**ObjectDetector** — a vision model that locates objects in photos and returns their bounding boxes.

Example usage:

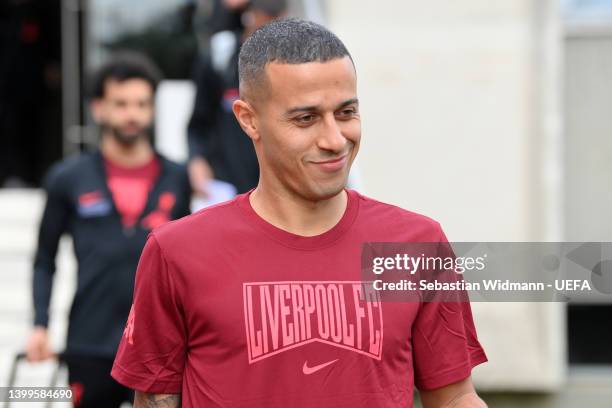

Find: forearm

[134,392,181,408]
[32,238,61,326]
[32,227,61,327]
[420,378,487,408]
[32,266,54,326]
[441,392,487,408]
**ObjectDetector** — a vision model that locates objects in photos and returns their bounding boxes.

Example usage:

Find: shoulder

[151,197,241,249]
[43,152,96,190]
[158,156,187,177]
[48,151,95,176]
[353,190,440,226]
[351,190,445,241]
[158,156,189,187]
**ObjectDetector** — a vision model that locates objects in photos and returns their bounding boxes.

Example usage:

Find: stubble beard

[102,123,151,147]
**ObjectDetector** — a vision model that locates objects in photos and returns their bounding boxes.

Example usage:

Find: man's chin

[305,178,348,202]
[113,132,144,146]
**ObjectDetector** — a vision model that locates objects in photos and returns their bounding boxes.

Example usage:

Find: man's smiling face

[245,56,360,201]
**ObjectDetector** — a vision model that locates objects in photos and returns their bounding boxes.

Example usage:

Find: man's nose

[125,102,146,117]
[317,115,347,152]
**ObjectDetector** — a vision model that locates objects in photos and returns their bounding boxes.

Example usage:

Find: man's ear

[232,99,260,141]
[90,99,104,123]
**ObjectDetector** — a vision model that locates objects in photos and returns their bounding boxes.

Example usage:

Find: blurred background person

[187,0,288,200]
[25,53,191,408]
[193,0,250,53]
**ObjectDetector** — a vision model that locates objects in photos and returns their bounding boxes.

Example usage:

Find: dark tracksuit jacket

[32,149,191,358]
[187,32,259,193]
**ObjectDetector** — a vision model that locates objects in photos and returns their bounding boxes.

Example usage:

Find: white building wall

[326,0,565,390]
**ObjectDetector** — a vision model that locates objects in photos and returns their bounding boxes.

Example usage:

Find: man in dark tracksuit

[25,53,191,407]
[187,39,256,193]
[186,0,287,195]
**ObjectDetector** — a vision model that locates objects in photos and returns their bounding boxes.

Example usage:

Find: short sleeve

[412,224,488,391]
[111,234,187,394]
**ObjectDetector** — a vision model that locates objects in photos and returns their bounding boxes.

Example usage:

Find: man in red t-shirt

[112,19,488,407]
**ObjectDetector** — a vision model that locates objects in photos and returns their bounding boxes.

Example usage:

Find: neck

[249,183,348,237]
[100,132,154,167]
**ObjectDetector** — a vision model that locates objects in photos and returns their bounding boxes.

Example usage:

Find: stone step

[0,191,74,396]
[0,190,44,222]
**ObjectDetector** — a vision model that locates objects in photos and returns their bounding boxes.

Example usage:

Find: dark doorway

[568,304,612,364]
[0,0,63,187]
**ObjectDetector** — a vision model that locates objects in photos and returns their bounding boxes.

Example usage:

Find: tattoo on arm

[134,392,181,408]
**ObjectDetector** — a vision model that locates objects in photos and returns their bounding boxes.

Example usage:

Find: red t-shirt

[112,189,487,407]
[104,156,160,227]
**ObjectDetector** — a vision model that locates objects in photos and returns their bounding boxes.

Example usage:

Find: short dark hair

[90,52,163,99]
[238,18,353,98]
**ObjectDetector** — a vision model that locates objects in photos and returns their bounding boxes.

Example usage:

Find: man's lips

[121,126,142,134]
[311,154,348,172]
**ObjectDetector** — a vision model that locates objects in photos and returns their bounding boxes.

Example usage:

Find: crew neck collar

[102,152,157,171]
[236,189,359,250]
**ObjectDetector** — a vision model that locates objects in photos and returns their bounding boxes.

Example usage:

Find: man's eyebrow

[285,98,359,115]
[286,105,318,115]
[337,98,359,109]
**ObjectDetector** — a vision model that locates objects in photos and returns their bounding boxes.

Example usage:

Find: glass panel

[86,0,197,79]
[563,0,612,21]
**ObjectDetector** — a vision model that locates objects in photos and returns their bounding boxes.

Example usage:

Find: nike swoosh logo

[302,359,339,375]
